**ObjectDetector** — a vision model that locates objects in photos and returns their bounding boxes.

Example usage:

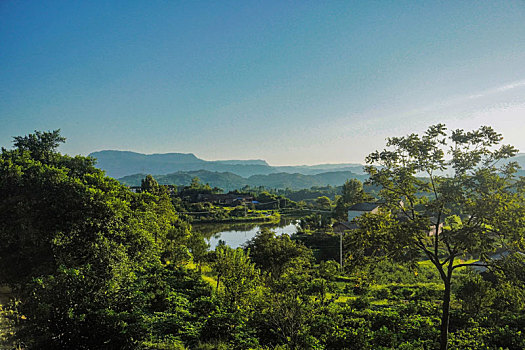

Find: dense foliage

[1,128,524,349]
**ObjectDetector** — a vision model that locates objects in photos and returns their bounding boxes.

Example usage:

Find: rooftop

[348,202,382,212]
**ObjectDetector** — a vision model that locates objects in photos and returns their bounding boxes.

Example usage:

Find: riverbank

[191,212,280,224]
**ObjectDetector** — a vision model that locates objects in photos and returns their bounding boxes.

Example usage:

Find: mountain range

[89,150,525,191]
[89,150,366,179]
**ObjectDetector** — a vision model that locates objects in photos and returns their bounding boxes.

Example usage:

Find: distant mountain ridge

[89,150,525,187]
[118,170,368,191]
[212,159,269,166]
[89,150,366,179]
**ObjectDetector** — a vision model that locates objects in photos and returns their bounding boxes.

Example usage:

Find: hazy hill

[212,159,269,166]
[118,170,367,191]
[90,150,276,178]
[89,150,365,178]
[274,164,366,175]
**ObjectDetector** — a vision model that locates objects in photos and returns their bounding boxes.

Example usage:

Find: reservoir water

[193,218,298,249]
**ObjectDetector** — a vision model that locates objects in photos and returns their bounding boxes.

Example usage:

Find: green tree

[141,174,164,195]
[309,261,339,306]
[187,230,209,272]
[138,174,192,258]
[255,191,279,209]
[257,290,317,348]
[12,129,66,161]
[334,179,369,220]
[243,228,313,278]
[315,196,332,210]
[341,178,365,204]
[0,130,191,348]
[214,245,259,308]
[0,130,151,286]
[349,124,524,350]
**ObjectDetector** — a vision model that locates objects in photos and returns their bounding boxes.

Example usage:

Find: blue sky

[1,1,524,165]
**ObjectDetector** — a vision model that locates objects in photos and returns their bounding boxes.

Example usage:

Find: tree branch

[452,262,488,271]
[428,170,440,201]
[416,239,434,259]
[440,254,453,267]
[434,211,442,258]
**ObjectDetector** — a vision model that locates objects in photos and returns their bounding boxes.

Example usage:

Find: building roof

[348,202,381,212]
[333,221,359,232]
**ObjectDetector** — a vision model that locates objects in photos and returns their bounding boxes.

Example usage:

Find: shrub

[350,296,371,310]
[373,288,391,300]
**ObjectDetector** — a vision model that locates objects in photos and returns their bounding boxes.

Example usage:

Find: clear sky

[1,1,524,165]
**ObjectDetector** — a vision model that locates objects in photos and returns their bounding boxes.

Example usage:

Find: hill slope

[118,170,368,191]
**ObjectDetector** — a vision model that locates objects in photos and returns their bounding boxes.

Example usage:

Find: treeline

[165,178,290,222]
[246,184,377,202]
[161,180,377,215]
[141,178,347,223]
[118,169,368,191]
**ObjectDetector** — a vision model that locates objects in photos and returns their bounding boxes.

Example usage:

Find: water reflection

[193,217,298,249]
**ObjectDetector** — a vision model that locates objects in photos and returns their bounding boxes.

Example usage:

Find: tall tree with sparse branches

[349,124,525,350]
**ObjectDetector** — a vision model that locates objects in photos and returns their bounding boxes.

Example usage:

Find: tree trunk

[439,278,452,350]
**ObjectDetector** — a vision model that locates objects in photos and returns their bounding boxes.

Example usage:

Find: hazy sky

[2,1,525,165]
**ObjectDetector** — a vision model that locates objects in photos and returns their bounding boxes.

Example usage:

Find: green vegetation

[118,170,368,191]
[1,127,524,349]
[348,124,525,350]
[167,177,285,223]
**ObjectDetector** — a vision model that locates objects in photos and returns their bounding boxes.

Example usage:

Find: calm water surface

[193,218,298,249]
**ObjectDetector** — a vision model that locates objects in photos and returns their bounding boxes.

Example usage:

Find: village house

[347,202,382,221]
[333,202,382,234]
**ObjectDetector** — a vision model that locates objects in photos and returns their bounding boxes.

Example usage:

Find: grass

[332,295,356,303]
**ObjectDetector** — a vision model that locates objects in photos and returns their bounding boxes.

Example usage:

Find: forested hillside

[118,169,368,190]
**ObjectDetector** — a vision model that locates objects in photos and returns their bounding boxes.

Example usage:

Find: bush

[350,296,371,310]
[373,288,391,300]
[353,284,370,296]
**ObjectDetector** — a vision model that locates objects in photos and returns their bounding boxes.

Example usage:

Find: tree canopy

[346,124,524,350]
[0,130,195,348]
